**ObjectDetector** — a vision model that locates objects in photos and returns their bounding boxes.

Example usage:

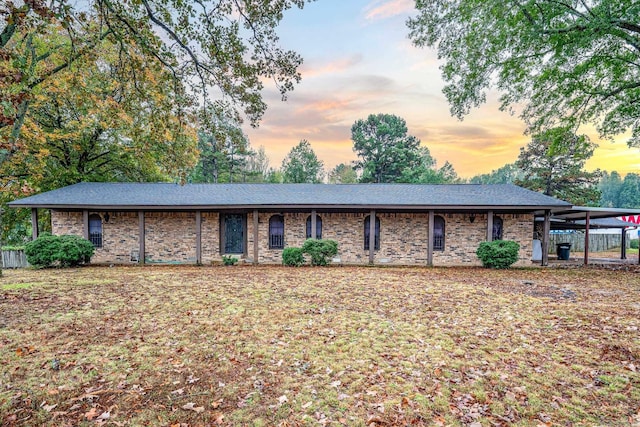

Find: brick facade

[50,209,534,266]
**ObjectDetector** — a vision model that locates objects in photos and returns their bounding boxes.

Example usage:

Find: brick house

[9,182,571,266]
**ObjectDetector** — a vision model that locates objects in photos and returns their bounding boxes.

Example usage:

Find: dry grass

[1,265,639,426]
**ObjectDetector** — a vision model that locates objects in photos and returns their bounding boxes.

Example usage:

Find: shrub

[476,240,520,269]
[222,255,239,266]
[301,239,338,266]
[57,235,95,267]
[630,240,639,249]
[25,233,60,268]
[25,233,94,268]
[282,247,304,267]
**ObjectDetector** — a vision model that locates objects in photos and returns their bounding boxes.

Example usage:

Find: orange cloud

[300,55,363,78]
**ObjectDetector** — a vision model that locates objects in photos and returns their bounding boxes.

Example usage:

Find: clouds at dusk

[242,0,640,177]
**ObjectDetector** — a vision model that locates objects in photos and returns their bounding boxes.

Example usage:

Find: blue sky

[243,0,640,178]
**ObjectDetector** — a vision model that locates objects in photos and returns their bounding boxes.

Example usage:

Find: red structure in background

[620,215,640,224]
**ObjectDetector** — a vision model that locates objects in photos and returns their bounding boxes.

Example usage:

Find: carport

[540,207,640,266]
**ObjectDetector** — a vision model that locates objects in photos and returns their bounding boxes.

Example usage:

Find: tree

[399,147,460,184]
[1,0,309,165]
[599,171,623,207]
[470,163,523,184]
[351,114,422,183]
[328,163,358,184]
[515,127,601,205]
[281,140,324,183]
[408,0,640,147]
[618,173,640,208]
[245,146,271,183]
[0,36,198,243]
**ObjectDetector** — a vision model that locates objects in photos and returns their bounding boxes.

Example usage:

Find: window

[306,215,322,239]
[364,215,380,250]
[88,214,103,248]
[492,216,504,241]
[269,215,285,249]
[433,215,445,251]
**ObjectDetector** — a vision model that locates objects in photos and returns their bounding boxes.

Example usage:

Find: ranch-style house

[9,182,573,266]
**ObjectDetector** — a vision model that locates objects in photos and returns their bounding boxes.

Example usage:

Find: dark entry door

[223,214,245,254]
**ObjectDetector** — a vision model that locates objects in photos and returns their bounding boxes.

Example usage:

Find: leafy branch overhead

[1,0,309,153]
[408,0,640,147]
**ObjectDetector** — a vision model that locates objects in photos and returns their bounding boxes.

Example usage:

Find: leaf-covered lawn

[1,265,639,426]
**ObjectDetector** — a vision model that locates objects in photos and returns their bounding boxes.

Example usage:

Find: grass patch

[1,265,639,425]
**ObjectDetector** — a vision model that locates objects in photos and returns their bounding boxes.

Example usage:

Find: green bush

[282,247,304,267]
[25,233,60,268]
[25,233,94,268]
[57,235,95,267]
[222,255,238,266]
[301,239,338,266]
[476,240,520,269]
[630,240,639,249]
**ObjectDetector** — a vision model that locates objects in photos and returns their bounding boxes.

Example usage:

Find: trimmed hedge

[476,240,520,269]
[25,233,94,268]
[282,247,304,267]
[302,239,338,266]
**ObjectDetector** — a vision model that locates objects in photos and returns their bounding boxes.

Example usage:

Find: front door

[223,214,245,254]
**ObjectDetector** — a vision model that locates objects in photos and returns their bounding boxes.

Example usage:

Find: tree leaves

[408,0,640,147]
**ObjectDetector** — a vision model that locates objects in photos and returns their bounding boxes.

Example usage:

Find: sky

[242,0,640,179]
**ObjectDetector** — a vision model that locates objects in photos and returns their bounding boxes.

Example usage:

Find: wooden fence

[1,250,29,268]
[549,233,629,253]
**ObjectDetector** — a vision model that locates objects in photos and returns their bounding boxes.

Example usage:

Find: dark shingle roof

[8,182,571,210]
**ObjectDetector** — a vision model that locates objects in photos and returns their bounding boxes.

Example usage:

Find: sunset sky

[243,0,640,179]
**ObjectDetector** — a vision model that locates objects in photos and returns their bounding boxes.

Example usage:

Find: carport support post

[487,211,494,241]
[427,211,434,267]
[138,211,145,265]
[541,210,550,266]
[31,208,39,240]
[195,210,202,265]
[584,212,590,265]
[621,228,627,260]
[368,209,376,265]
[311,209,317,240]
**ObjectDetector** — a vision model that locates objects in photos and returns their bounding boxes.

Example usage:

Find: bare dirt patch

[1,265,639,426]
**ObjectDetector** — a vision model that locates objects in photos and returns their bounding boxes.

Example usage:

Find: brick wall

[144,212,196,263]
[50,209,534,266]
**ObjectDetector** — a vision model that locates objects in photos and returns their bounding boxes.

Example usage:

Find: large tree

[281,140,324,183]
[328,163,358,184]
[470,163,523,184]
[408,0,640,147]
[618,173,640,208]
[351,114,422,183]
[399,147,460,184]
[599,171,623,207]
[1,0,309,166]
[515,127,601,205]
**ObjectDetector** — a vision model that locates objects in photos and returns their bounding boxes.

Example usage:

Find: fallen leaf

[278,394,288,404]
[330,380,342,388]
[171,388,185,395]
[41,403,57,412]
[301,401,312,409]
[97,411,110,420]
[182,402,205,413]
[84,407,100,420]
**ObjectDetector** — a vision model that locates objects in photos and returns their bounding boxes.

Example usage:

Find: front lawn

[1,266,639,426]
